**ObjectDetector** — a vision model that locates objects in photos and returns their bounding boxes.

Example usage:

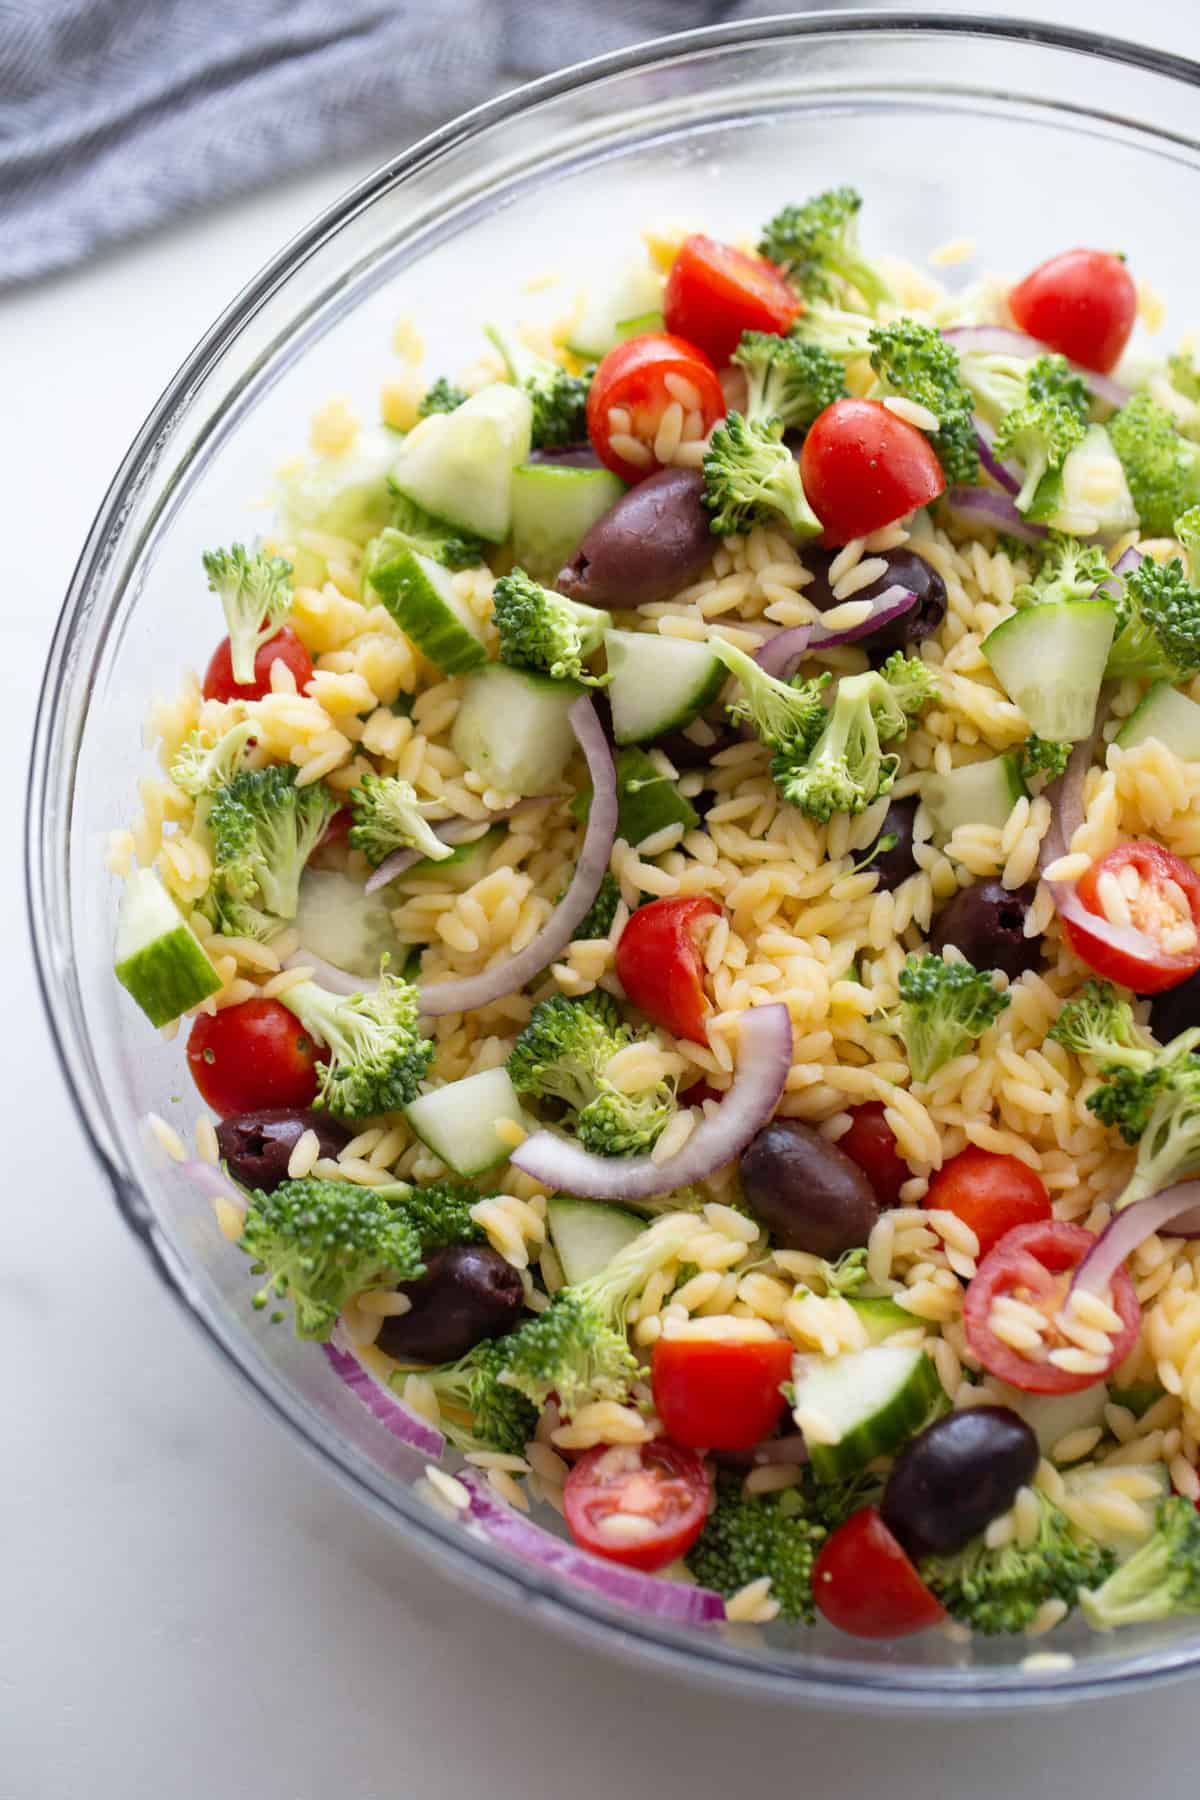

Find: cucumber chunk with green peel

[792,1346,943,1482]
[390,383,532,543]
[991,1379,1109,1458]
[510,463,625,582]
[451,662,583,796]
[1115,680,1200,758]
[615,310,665,340]
[566,262,665,360]
[1108,1381,1165,1420]
[113,869,222,1026]
[405,1067,531,1177]
[274,426,398,584]
[1044,424,1139,540]
[615,747,699,846]
[369,547,488,675]
[923,754,1029,842]
[844,1295,919,1345]
[605,629,726,746]
[547,1196,647,1285]
[981,600,1117,742]
[406,826,506,890]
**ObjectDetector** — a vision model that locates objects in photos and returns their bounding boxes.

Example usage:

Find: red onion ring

[512,1002,792,1200]
[754,585,917,680]
[945,486,1048,546]
[1071,1183,1200,1296]
[363,811,519,897]
[974,416,1021,496]
[322,1338,447,1457]
[1095,545,1143,606]
[942,325,1131,410]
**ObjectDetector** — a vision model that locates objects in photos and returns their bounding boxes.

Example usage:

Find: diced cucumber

[844,1295,918,1345]
[390,383,532,543]
[510,463,625,582]
[922,754,1029,843]
[615,310,665,340]
[369,547,487,675]
[615,747,698,847]
[1108,1381,1164,1420]
[992,1380,1109,1458]
[406,826,506,890]
[295,868,400,980]
[1045,425,1138,540]
[547,1196,647,1285]
[605,629,725,746]
[451,662,583,796]
[405,1067,531,1177]
[792,1346,943,1482]
[982,600,1117,742]
[566,262,665,360]
[113,868,223,1026]
[1062,1462,1169,1560]
[1115,680,1200,758]
[274,426,399,584]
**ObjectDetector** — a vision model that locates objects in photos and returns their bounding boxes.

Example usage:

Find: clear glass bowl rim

[27,10,1200,1710]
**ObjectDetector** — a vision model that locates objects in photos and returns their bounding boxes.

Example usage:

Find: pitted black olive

[216,1109,350,1192]
[930,880,1041,981]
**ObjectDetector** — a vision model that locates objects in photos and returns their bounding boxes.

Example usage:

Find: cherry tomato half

[202,624,314,704]
[586,333,726,484]
[187,998,324,1118]
[615,896,722,1043]
[651,1336,793,1451]
[1009,249,1137,376]
[963,1220,1141,1395]
[799,399,946,545]
[663,234,802,367]
[839,1102,909,1208]
[1065,841,1200,995]
[813,1507,946,1639]
[562,1441,711,1572]
[925,1147,1051,1262]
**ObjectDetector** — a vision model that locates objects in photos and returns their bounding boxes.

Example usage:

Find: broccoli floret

[502,1213,699,1415]
[239,1176,424,1340]
[484,324,590,450]
[1106,554,1200,681]
[1176,504,1200,584]
[412,1337,539,1457]
[280,966,434,1119]
[1169,351,1200,406]
[368,492,486,574]
[788,297,875,364]
[1087,1036,1200,1144]
[390,1180,487,1252]
[1100,1056,1200,1201]
[886,952,1010,1082]
[1019,735,1071,783]
[198,763,336,941]
[758,186,891,313]
[773,660,936,822]
[575,870,622,941]
[1013,532,1112,608]
[1080,1497,1200,1630]
[347,772,450,868]
[710,636,830,757]
[922,1489,1115,1634]
[994,392,1087,519]
[819,1246,870,1295]
[867,318,979,486]
[417,376,468,418]
[202,545,294,688]
[491,567,611,685]
[1109,393,1200,535]
[1048,979,1155,1073]
[702,412,822,539]
[170,718,257,799]
[1026,352,1093,420]
[507,990,675,1157]
[733,331,848,432]
[686,1472,876,1621]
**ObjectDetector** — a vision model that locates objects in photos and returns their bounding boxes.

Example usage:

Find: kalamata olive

[863,797,919,892]
[215,1108,349,1192]
[528,444,604,468]
[556,466,714,608]
[1149,969,1200,1042]
[803,547,947,655]
[375,1245,526,1365]
[738,1120,880,1256]
[930,880,1040,981]
[881,1406,1039,1559]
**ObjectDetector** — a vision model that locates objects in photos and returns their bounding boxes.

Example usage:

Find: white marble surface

[4,8,1199,1794]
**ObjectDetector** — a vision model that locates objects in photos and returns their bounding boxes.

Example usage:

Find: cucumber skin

[115,927,222,1027]
[845,1296,918,1345]
[806,1353,943,1483]
[372,548,487,676]
[614,747,699,846]
[605,630,726,746]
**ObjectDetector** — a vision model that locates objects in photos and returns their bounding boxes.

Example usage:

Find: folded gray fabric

[0,0,804,289]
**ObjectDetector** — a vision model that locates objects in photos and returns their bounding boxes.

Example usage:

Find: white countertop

[4,9,1198,1793]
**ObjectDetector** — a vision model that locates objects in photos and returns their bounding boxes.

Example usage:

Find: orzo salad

[114,192,1200,1643]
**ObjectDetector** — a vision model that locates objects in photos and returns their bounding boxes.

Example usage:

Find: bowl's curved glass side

[31,16,1200,1704]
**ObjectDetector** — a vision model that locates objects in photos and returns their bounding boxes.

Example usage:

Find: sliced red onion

[1095,544,1143,606]
[457,1470,725,1624]
[1044,687,1112,853]
[283,947,368,996]
[512,1002,791,1200]
[322,1338,446,1458]
[945,486,1048,546]
[363,803,533,896]
[754,586,917,680]
[943,325,1131,410]
[974,416,1021,496]
[1071,1184,1200,1297]
[182,1158,242,1201]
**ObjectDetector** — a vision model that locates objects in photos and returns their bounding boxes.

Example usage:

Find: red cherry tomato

[651,1336,794,1451]
[1065,842,1200,994]
[187,998,324,1117]
[839,1102,909,1208]
[963,1220,1141,1395]
[663,234,802,367]
[586,333,726,483]
[813,1507,946,1639]
[799,399,946,545]
[925,1147,1051,1261]
[562,1441,711,1572]
[615,896,722,1043]
[202,624,313,704]
[1008,249,1137,375]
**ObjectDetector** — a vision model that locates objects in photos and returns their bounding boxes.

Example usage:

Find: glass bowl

[28,11,1200,1709]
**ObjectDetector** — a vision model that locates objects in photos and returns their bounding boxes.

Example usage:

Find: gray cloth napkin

[0,0,794,289]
